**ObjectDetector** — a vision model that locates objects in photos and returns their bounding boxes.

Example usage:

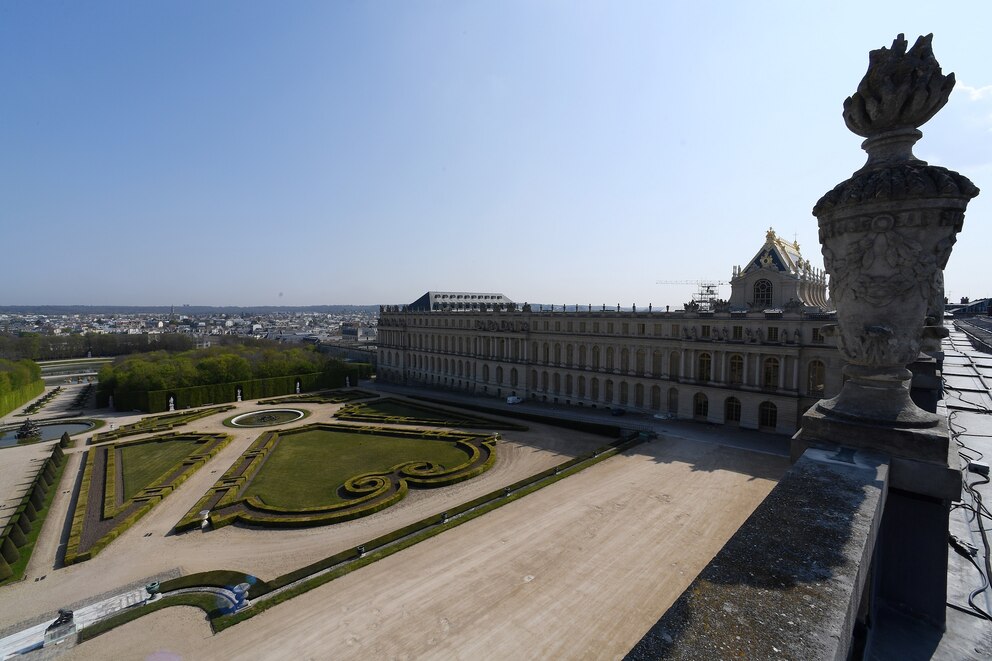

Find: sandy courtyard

[65,436,787,660]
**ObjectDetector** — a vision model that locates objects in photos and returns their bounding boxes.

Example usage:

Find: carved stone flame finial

[843,33,955,138]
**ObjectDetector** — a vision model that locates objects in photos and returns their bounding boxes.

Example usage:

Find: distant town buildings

[0,308,379,354]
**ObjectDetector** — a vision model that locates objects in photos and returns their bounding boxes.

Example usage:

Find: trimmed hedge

[92,405,235,443]
[334,397,529,431]
[64,433,232,565]
[0,378,45,418]
[0,443,67,584]
[104,365,367,413]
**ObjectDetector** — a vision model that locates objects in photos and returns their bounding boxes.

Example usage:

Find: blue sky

[2,1,990,308]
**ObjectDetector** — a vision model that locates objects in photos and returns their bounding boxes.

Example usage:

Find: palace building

[377,230,841,434]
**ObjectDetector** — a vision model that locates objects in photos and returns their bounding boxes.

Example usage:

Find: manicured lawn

[120,440,196,500]
[337,398,519,427]
[243,430,473,509]
[359,399,436,418]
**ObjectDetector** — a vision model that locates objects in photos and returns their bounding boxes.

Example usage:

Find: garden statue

[15,418,41,441]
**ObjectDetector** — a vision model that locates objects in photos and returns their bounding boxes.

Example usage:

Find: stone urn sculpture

[813,34,979,428]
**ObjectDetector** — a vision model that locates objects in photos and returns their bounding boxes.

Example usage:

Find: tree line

[0,332,196,361]
[97,344,344,395]
[0,332,295,362]
[0,358,42,400]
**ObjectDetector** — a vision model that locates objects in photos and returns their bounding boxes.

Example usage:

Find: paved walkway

[0,587,147,658]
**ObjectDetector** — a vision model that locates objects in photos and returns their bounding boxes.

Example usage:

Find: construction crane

[656,280,729,311]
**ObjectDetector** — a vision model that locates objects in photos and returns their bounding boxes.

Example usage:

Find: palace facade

[377,230,841,434]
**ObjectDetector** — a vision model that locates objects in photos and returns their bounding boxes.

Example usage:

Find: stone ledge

[625,448,888,661]
[794,407,950,465]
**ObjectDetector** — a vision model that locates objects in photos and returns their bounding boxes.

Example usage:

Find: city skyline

[2,2,990,309]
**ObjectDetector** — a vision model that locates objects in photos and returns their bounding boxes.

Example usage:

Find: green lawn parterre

[244,430,477,509]
[256,388,377,405]
[175,422,497,531]
[120,440,199,501]
[64,431,232,565]
[334,397,528,430]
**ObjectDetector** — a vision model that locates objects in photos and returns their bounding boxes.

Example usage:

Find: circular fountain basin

[0,421,95,448]
[228,409,306,428]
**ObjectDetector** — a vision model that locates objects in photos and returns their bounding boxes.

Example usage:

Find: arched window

[697,353,712,382]
[578,345,587,368]
[620,381,629,405]
[693,393,709,419]
[496,366,503,384]
[554,344,562,365]
[620,348,630,373]
[510,368,518,387]
[591,377,600,401]
[592,346,601,370]
[725,397,741,423]
[667,388,679,415]
[759,401,778,429]
[807,360,826,396]
[652,350,663,376]
[651,385,662,410]
[753,279,773,308]
[565,344,574,367]
[605,379,614,403]
[543,343,550,364]
[763,357,780,389]
[635,349,645,376]
[606,347,615,370]
[728,354,744,385]
[670,352,680,378]
[482,364,490,383]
